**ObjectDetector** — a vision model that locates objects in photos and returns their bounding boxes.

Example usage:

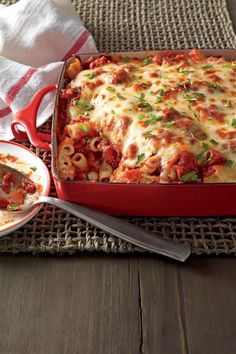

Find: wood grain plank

[0,255,140,354]
[181,257,236,354]
[139,256,188,354]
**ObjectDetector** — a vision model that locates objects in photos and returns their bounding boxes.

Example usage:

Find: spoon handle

[39,196,190,262]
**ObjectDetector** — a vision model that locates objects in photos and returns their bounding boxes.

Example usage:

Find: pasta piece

[66,58,83,80]
[142,156,161,175]
[58,155,75,180]
[203,165,236,183]
[67,123,90,140]
[71,153,88,171]
[58,138,76,179]
[126,143,138,159]
[87,151,100,169]
[89,137,101,152]
[87,171,99,181]
[67,124,81,139]
[58,138,75,156]
[99,162,113,181]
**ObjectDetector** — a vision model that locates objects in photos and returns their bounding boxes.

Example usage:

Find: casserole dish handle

[11,84,57,150]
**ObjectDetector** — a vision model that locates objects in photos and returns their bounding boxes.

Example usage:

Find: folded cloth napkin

[0,0,97,140]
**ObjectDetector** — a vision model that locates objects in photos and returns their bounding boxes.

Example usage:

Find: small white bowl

[0,140,50,237]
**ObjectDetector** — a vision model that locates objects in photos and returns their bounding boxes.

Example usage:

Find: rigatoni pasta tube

[58,138,75,156]
[89,137,101,152]
[58,155,75,180]
[72,153,88,171]
[99,162,113,181]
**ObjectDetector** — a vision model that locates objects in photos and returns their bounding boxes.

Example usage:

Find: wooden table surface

[1,2,236,354]
[1,255,236,354]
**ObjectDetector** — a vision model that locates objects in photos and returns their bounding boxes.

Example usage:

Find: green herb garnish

[185,96,197,102]
[203,65,213,70]
[10,204,20,211]
[223,63,236,68]
[177,79,192,89]
[30,166,37,172]
[136,153,145,167]
[205,82,222,90]
[137,102,153,111]
[143,58,152,66]
[196,142,210,163]
[80,124,90,133]
[85,72,95,79]
[106,86,115,92]
[231,118,236,128]
[209,139,219,145]
[123,56,130,63]
[192,111,198,119]
[84,103,94,111]
[224,101,232,108]
[178,68,191,74]
[74,98,85,106]
[196,150,208,161]
[159,89,165,96]
[156,96,162,103]
[199,142,209,149]
[111,110,116,115]
[180,171,199,183]
[192,92,206,98]
[136,92,145,101]
[200,132,208,140]
[150,90,155,95]
[117,94,125,99]
[225,160,234,168]
[164,121,176,128]
[145,114,163,125]
[144,131,153,139]
[149,113,162,120]
[141,83,148,89]
[140,92,145,100]
[86,138,92,144]
[138,114,145,120]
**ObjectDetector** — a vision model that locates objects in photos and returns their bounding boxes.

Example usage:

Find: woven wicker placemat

[1,0,236,255]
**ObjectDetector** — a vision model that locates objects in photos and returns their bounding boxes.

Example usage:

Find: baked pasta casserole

[57,49,236,183]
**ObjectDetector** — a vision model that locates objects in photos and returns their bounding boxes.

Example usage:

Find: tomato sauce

[173,152,198,179]
[0,171,36,210]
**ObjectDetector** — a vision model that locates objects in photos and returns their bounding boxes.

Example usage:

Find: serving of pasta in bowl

[11,49,236,216]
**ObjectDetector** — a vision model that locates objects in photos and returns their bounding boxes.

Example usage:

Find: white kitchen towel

[0,0,97,140]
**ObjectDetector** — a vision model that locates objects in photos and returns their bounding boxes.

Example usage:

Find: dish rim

[0,140,51,236]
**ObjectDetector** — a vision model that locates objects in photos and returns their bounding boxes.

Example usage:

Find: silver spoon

[0,163,191,262]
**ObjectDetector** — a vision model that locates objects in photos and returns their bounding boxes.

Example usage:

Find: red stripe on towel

[62,30,90,61]
[0,106,12,119]
[5,67,37,105]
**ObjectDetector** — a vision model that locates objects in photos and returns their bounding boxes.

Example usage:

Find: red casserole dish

[11,49,236,216]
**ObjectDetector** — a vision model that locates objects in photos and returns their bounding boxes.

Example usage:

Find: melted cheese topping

[63,52,236,183]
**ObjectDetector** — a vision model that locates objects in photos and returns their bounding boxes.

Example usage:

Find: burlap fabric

[0,0,236,255]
